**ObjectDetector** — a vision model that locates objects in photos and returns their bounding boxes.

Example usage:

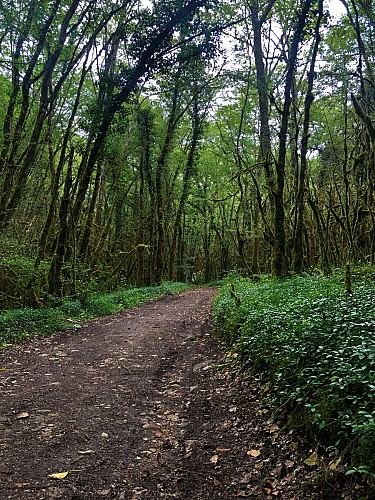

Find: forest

[0,0,374,308]
[1,1,375,492]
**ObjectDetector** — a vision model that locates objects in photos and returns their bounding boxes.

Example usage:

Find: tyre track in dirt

[0,287,362,499]
[0,288,219,499]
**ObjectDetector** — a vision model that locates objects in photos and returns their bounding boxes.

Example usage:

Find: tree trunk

[293,0,323,273]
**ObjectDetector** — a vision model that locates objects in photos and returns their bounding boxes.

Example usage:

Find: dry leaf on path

[48,471,69,480]
[16,412,29,419]
[247,449,261,458]
[282,472,295,482]
[216,448,231,453]
[290,441,298,451]
[210,454,219,464]
[77,449,96,455]
[304,450,318,467]
[48,469,82,480]
[239,472,252,484]
[269,424,280,433]
[328,456,342,471]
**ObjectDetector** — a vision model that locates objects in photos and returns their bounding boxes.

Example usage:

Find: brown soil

[0,288,372,499]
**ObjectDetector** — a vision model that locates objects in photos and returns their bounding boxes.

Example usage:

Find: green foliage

[0,307,67,346]
[0,250,50,310]
[84,282,189,315]
[0,282,190,347]
[212,274,375,472]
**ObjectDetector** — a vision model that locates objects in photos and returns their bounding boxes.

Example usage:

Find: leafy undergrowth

[0,282,190,347]
[212,273,375,482]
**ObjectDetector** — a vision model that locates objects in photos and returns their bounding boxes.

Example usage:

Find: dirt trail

[0,288,363,499]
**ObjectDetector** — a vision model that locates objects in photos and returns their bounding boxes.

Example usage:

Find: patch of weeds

[0,282,191,345]
[212,273,375,474]
[0,307,68,343]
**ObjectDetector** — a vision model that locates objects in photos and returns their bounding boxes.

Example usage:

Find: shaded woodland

[1,0,374,308]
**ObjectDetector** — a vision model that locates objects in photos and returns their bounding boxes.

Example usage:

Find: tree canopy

[0,0,374,307]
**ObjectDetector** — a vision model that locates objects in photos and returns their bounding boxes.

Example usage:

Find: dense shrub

[212,275,375,473]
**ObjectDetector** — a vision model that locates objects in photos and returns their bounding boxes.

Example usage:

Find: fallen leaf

[77,449,96,455]
[304,450,318,467]
[216,448,231,453]
[273,465,284,477]
[166,413,179,422]
[262,383,271,393]
[184,440,197,452]
[328,456,342,471]
[0,368,6,371]
[210,454,219,464]
[16,412,29,419]
[239,472,252,484]
[48,472,69,480]
[282,472,295,482]
[235,491,247,497]
[154,430,163,438]
[229,406,237,412]
[285,460,295,469]
[269,424,280,433]
[290,442,298,451]
[247,449,261,458]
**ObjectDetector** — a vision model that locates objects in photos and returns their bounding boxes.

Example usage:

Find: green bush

[83,282,189,316]
[0,307,68,344]
[212,274,375,472]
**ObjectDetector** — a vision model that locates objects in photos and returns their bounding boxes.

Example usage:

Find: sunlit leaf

[48,471,69,479]
[269,424,280,433]
[328,456,341,471]
[304,450,318,466]
[247,449,261,457]
[16,412,30,419]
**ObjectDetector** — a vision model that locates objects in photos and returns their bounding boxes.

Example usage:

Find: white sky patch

[328,0,347,19]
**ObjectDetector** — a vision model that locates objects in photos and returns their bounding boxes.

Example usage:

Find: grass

[212,272,375,475]
[0,281,190,347]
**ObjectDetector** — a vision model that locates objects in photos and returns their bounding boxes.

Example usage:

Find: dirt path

[0,288,363,499]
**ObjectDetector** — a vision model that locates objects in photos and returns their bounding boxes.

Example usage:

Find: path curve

[1,288,333,499]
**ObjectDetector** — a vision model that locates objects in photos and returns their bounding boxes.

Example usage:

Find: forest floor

[0,288,370,499]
